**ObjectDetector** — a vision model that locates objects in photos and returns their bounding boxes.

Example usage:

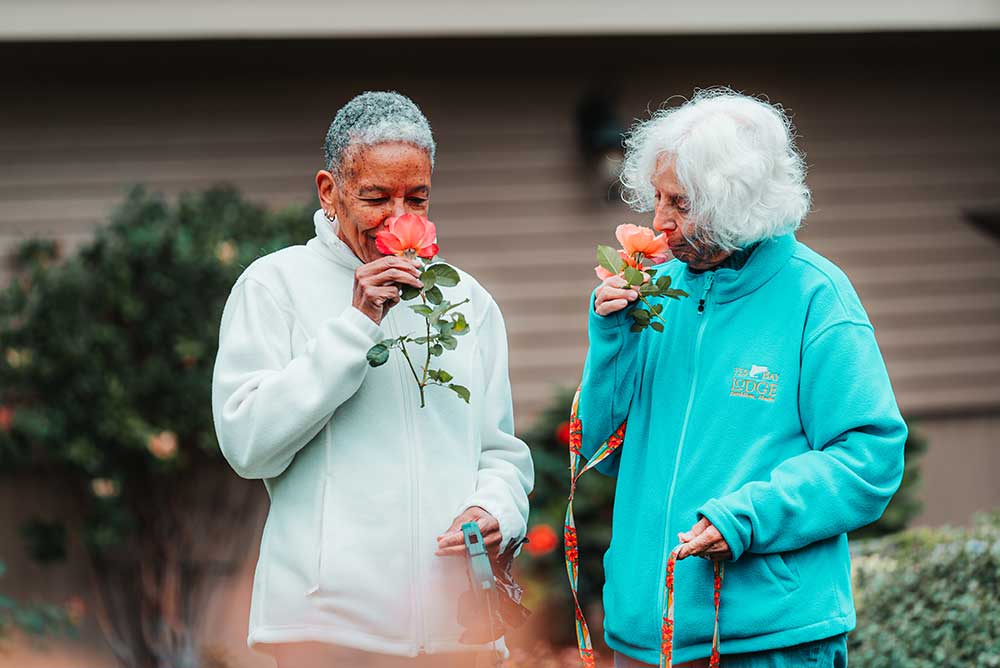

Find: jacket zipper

[656,272,715,614]
[385,312,427,655]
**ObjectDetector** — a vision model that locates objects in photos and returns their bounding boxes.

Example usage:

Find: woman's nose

[653,212,676,233]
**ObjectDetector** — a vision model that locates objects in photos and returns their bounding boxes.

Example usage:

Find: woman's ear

[315,170,340,218]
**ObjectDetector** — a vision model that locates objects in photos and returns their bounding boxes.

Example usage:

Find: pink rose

[375,214,439,258]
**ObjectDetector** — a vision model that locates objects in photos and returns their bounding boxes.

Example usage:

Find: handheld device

[461,522,502,667]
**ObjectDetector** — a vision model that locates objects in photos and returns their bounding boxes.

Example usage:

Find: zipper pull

[697,273,716,315]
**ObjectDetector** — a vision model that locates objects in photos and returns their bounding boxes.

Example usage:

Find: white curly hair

[620,88,811,251]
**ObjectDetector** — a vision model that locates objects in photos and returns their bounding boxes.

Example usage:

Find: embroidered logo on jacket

[730,364,780,402]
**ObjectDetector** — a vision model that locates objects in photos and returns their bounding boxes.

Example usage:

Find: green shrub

[850,511,1000,667]
[0,186,314,667]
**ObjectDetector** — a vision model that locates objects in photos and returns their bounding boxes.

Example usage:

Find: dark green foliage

[0,185,312,554]
[849,512,1000,667]
[19,519,67,564]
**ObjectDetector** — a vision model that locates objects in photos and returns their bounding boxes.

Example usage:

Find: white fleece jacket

[212,210,534,657]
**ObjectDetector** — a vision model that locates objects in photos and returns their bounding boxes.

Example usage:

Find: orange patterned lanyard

[565,387,724,668]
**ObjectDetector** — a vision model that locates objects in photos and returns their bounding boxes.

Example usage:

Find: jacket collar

[683,233,796,304]
[308,208,363,270]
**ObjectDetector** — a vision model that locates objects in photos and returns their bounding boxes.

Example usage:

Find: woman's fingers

[594,281,639,315]
[676,525,724,560]
[357,256,421,279]
[362,267,423,289]
[595,298,630,316]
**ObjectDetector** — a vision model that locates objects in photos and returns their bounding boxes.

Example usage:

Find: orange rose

[525,524,559,556]
[615,223,670,265]
[375,214,439,258]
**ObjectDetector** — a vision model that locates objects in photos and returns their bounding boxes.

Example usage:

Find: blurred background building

[1,1,998,666]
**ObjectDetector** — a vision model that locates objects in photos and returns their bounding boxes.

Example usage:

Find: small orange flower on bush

[525,524,559,556]
[375,214,439,258]
[0,405,13,432]
[147,430,178,460]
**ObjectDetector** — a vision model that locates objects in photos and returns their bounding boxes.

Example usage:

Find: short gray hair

[323,91,436,177]
[620,88,811,251]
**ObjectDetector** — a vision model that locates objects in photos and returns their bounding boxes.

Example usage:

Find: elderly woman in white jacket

[212,91,534,668]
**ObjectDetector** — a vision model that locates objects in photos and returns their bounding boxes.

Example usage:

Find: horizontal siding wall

[1,34,998,427]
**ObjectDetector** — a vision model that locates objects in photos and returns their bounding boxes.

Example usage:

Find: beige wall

[3,0,999,41]
[911,415,1000,527]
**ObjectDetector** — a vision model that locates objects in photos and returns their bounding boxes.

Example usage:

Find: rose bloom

[595,223,669,280]
[616,223,670,264]
[147,430,179,460]
[525,524,559,556]
[375,213,439,258]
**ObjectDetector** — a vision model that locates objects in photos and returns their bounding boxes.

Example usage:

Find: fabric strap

[565,387,724,668]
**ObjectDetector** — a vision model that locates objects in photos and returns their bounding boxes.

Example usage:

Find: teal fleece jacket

[578,233,906,664]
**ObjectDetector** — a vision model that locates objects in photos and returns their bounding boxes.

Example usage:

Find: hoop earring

[324,210,336,223]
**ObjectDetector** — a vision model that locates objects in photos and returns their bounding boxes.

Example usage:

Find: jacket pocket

[761,552,800,594]
[306,473,332,595]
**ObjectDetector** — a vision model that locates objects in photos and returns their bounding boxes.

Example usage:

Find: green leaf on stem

[427,263,460,287]
[366,343,390,367]
[629,308,650,323]
[430,344,444,356]
[630,323,645,333]
[639,282,659,296]
[439,334,458,350]
[663,288,689,300]
[646,268,658,277]
[650,321,665,333]
[436,369,454,383]
[429,301,452,324]
[410,304,433,316]
[401,284,421,300]
[623,267,645,286]
[657,276,673,290]
[448,384,471,403]
[419,271,437,291]
[651,304,664,315]
[425,285,443,305]
[597,245,624,276]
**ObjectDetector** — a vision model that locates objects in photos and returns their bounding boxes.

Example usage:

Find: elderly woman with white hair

[212,91,533,668]
[578,89,906,667]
